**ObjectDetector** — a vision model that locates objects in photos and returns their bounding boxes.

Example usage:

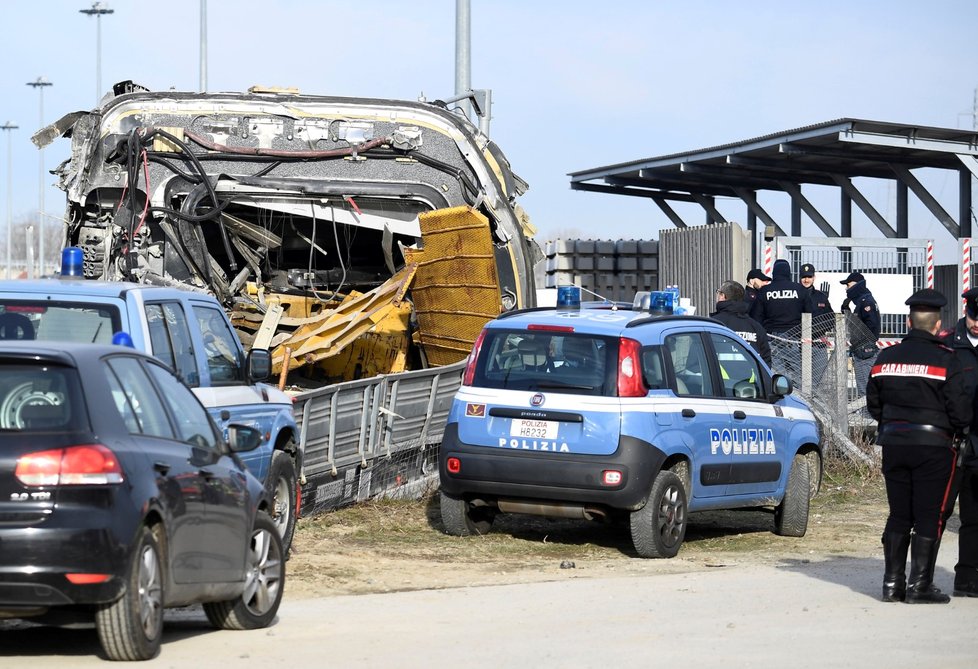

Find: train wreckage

[35,81,540,386]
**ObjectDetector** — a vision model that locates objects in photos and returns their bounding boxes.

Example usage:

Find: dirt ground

[285,464,913,599]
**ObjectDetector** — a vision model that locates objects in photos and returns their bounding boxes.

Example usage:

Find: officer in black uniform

[711,280,772,366]
[841,271,881,398]
[867,289,972,604]
[744,268,771,319]
[941,287,978,597]
[754,259,811,380]
[800,263,833,387]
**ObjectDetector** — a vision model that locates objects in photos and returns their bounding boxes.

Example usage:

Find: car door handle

[681,408,696,418]
[733,410,747,420]
[153,461,170,475]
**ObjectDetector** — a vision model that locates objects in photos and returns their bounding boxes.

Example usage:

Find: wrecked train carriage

[40,82,539,383]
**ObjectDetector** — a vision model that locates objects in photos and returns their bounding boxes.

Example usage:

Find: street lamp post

[27,77,53,276]
[1,122,18,279]
[79,2,114,104]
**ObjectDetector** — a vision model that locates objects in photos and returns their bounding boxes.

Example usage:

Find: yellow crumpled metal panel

[402,205,501,366]
[269,264,416,378]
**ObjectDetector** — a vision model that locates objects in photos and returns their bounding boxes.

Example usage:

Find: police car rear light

[446,457,461,474]
[602,470,623,486]
[527,324,575,333]
[462,329,488,386]
[617,337,648,397]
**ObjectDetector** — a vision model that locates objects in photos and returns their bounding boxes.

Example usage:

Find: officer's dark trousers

[955,469,978,585]
[882,443,958,539]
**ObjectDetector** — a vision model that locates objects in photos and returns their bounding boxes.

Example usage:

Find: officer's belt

[879,422,952,440]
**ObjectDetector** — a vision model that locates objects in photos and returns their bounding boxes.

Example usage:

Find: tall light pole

[79,2,114,104]
[1,122,18,279]
[27,77,52,276]
[200,0,207,92]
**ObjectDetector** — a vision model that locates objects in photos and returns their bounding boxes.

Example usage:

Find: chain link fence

[770,312,881,464]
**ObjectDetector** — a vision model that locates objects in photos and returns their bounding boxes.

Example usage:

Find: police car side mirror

[771,374,793,397]
[247,348,272,382]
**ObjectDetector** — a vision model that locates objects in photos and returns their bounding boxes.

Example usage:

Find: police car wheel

[805,450,822,500]
[774,454,811,537]
[629,470,688,558]
[267,450,297,553]
[440,492,494,536]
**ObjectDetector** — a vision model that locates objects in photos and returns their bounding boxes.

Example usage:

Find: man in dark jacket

[711,280,772,367]
[841,271,881,397]
[941,287,978,597]
[867,289,971,604]
[800,263,833,388]
[754,259,811,380]
[745,268,771,317]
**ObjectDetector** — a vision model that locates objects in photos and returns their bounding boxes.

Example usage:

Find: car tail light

[462,329,488,386]
[617,337,648,397]
[15,445,124,486]
[66,573,112,584]
[446,457,461,474]
[602,470,623,486]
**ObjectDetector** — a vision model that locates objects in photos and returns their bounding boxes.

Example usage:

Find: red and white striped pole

[926,240,934,289]
[763,242,773,278]
[963,238,972,317]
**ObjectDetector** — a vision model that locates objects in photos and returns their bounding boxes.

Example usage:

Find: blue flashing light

[111,331,135,348]
[647,291,674,315]
[556,285,581,311]
[61,247,84,277]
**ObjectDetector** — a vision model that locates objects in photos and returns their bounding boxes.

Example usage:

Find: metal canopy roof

[569,118,978,240]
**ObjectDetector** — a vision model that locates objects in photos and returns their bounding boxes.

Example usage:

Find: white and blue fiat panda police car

[438,292,822,558]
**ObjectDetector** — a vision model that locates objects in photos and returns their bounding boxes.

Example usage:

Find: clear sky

[1,0,976,262]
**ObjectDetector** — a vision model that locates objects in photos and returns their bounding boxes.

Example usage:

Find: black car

[0,342,285,661]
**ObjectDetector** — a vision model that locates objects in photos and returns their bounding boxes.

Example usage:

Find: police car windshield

[474,331,616,396]
[0,302,121,344]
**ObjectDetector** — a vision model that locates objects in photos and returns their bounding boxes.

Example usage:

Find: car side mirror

[771,374,793,397]
[247,348,271,382]
[227,424,263,453]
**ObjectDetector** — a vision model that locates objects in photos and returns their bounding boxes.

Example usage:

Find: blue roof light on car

[111,331,135,348]
[556,285,581,312]
[61,247,84,277]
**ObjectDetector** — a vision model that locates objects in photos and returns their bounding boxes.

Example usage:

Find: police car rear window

[0,302,121,344]
[473,331,616,396]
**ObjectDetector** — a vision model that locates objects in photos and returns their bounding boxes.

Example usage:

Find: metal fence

[773,312,880,464]
[293,361,464,517]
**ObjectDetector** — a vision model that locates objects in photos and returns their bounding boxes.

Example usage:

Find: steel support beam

[829,174,896,238]
[839,129,978,156]
[890,165,959,238]
[691,193,727,225]
[731,187,787,237]
[650,196,688,228]
[778,181,839,237]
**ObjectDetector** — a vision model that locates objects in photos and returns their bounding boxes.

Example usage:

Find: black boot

[881,531,910,602]
[906,535,950,604]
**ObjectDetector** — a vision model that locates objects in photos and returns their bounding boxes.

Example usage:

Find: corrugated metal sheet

[659,223,751,316]
[404,206,502,365]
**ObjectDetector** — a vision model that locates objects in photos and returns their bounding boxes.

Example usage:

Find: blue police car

[438,293,822,558]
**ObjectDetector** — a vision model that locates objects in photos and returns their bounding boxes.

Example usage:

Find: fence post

[801,313,812,396]
[834,313,849,436]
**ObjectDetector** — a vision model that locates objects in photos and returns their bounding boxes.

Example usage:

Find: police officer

[744,268,771,318]
[711,280,772,366]
[867,289,971,604]
[941,287,978,597]
[800,263,833,387]
[841,271,881,397]
[754,259,812,379]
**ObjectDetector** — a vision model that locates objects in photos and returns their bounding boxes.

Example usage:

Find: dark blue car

[0,342,284,661]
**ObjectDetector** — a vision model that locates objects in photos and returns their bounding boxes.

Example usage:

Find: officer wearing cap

[744,268,771,318]
[867,289,972,604]
[940,287,978,597]
[800,263,833,387]
[753,259,812,380]
[841,271,881,397]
